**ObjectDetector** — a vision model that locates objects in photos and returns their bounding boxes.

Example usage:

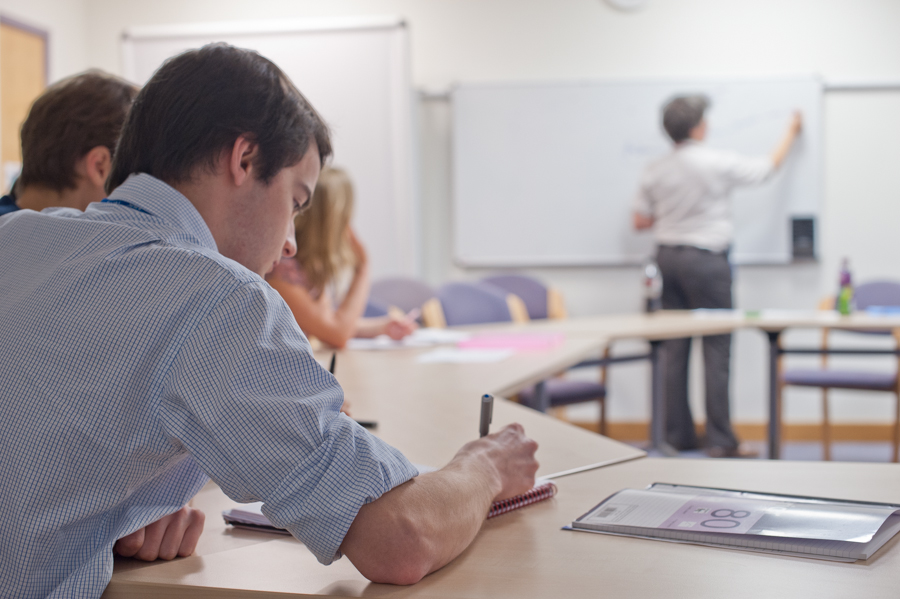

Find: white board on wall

[452,77,822,266]
[122,17,418,278]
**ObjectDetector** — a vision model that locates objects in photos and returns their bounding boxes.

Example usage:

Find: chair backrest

[481,275,549,319]
[854,281,900,309]
[369,277,436,314]
[434,281,523,327]
[364,299,390,318]
[481,274,567,320]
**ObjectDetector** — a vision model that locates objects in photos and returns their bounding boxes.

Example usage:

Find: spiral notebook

[223,481,557,533]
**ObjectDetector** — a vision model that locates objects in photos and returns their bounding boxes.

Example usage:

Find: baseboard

[572,421,897,442]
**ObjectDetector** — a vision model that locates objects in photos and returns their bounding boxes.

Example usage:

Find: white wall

[0,0,87,82]
[81,0,900,425]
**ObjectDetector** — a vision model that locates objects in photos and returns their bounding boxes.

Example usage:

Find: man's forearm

[340,463,496,584]
[339,424,538,585]
[771,112,802,169]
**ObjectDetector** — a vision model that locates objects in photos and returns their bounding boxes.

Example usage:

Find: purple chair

[481,274,566,320]
[781,281,900,461]
[369,277,436,319]
[432,281,518,326]
[481,275,608,434]
[364,299,390,318]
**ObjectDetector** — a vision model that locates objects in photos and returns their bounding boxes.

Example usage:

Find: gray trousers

[656,245,739,451]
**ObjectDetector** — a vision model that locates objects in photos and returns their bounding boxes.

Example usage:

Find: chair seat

[518,379,607,407]
[782,369,897,391]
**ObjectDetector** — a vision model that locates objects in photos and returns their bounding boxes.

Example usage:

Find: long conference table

[104,311,900,599]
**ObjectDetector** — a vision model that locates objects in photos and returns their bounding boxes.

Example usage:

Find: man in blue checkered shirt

[0,44,539,598]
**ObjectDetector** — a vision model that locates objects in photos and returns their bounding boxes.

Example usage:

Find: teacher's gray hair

[662,94,709,143]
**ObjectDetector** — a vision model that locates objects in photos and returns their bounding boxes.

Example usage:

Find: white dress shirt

[633,141,774,252]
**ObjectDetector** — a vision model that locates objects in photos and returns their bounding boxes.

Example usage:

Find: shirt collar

[107,174,218,252]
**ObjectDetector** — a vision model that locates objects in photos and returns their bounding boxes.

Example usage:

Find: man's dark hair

[108,44,332,193]
[18,71,137,192]
[662,95,709,143]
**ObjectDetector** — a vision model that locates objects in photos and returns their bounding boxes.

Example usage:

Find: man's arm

[633,211,654,230]
[770,111,803,169]
[340,424,538,585]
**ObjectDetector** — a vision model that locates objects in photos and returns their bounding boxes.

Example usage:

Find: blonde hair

[293,167,357,293]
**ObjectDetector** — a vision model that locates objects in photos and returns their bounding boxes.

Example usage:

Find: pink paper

[457,333,565,352]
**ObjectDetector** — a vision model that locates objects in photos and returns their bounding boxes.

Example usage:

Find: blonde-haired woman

[267,167,416,349]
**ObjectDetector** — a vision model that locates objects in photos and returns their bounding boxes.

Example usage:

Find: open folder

[567,483,900,562]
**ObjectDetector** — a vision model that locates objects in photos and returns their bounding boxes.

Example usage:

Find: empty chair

[480,274,567,320]
[423,281,528,327]
[369,277,437,315]
[780,280,900,462]
[432,280,607,434]
[484,274,608,433]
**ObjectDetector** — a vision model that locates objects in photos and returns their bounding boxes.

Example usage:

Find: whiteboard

[452,77,822,266]
[122,18,418,278]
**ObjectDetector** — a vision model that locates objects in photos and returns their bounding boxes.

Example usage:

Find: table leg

[649,339,678,457]
[767,330,782,460]
[534,380,550,413]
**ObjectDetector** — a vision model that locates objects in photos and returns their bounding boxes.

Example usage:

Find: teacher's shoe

[706,444,759,459]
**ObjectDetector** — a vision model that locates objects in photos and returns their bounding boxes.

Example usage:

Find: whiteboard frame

[451,76,823,268]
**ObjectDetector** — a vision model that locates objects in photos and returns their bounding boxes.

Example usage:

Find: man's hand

[452,423,539,501]
[772,110,803,169]
[789,110,803,136]
[633,212,654,231]
[114,506,205,561]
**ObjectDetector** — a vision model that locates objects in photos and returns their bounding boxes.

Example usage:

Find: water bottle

[643,260,663,313]
[837,258,853,315]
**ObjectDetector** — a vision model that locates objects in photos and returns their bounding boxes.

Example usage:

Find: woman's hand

[383,310,419,340]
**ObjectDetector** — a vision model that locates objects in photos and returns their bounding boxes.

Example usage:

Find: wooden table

[476,311,743,455]
[104,310,900,598]
[106,458,900,599]
[480,310,900,458]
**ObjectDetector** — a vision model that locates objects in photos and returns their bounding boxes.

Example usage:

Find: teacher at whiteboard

[632,95,802,458]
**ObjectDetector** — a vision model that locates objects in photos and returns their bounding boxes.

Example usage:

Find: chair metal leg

[768,330,782,459]
[894,393,900,463]
[599,346,609,437]
[599,397,607,437]
[822,388,831,461]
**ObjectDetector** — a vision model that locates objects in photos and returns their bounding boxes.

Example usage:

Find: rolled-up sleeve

[158,281,418,564]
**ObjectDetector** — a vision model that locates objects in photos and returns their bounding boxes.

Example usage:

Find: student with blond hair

[267,167,416,348]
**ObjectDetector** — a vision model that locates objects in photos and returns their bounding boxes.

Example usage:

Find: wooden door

[0,18,47,193]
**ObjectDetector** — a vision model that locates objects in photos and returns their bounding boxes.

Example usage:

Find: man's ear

[81,146,112,189]
[228,135,260,187]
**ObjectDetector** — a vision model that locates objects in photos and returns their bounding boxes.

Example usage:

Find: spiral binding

[487,481,558,519]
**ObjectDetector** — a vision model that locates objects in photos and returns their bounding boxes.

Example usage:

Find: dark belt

[657,244,730,257]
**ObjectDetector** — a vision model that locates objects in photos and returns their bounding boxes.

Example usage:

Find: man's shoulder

[129,240,265,292]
